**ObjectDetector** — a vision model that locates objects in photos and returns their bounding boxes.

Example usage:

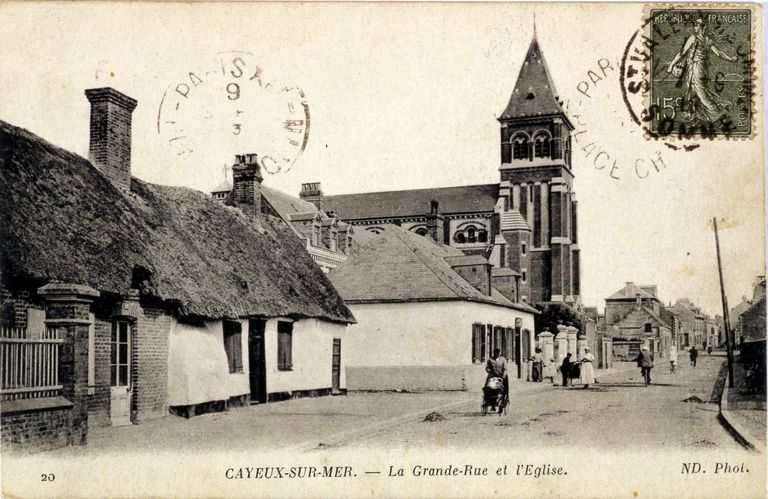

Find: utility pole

[713,217,735,388]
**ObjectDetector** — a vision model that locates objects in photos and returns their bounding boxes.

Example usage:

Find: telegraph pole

[713,217,735,388]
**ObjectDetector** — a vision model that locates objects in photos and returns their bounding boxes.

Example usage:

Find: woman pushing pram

[482,349,509,415]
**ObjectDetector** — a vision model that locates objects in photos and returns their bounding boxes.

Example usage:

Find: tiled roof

[500,209,531,231]
[329,225,535,314]
[499,37,565,120]
[261,185,319,220]
[212,180,232,193]
[288,212,317,222]
[492,267,520,277]
[444,255,491,267]
[322,183,499,221]
[607,283,658,301]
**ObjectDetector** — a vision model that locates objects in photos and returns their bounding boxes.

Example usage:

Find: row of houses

[0,84,548,453]
[598,282,725,361]
[2,34,602,453]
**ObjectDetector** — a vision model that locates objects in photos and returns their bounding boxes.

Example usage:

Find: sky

[0,2,764,316]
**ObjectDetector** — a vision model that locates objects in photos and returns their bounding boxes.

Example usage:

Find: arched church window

[478,230,488,243]
[512,136,529,160]
[415,228,428,237]
[455,232,466,244]
[467,227,476,243]
[534,134,551,158]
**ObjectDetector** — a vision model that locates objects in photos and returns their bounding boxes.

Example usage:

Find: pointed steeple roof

[499,36,565,120]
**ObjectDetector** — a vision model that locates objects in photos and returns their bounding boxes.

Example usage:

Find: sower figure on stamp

[666,18,738,124]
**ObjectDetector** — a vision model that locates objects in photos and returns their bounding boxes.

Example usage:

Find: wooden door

[249,319,267,403]
[331,338,341,394]
[110,320,132,426]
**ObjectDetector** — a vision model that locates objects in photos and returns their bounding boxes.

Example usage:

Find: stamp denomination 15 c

[648,8,753,138]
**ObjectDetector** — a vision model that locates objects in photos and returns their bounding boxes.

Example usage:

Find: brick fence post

[38,283,99,447]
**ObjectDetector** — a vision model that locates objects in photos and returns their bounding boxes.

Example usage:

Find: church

[299,34,581,308]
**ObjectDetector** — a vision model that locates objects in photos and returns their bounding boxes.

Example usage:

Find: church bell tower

[495,34,580,306]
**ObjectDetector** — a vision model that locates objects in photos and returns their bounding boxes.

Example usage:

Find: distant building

[669,298,708,348]
[329,224,537,391]
[211,181,353,273]
[604,282,673,360]
[299,33,581,308]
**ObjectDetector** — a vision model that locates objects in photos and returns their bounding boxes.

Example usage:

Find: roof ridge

[388,228,461,298]
[324,182,499,198]
[389,227,476,300]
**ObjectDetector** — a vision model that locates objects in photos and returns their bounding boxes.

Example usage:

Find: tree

[535,302,582,336]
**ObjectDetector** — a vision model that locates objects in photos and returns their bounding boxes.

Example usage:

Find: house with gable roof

[0,87,355,452]
[328,224,537,391]
[604,282,674,361]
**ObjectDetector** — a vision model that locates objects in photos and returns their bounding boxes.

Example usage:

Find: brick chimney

[85,87,138,193]
[299,182,323,210]
[231,154,263,218]
[426,199,445,244]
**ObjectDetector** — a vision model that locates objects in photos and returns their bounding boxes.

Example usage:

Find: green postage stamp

[647,8,753,138]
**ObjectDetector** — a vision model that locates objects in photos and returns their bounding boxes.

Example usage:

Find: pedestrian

[707,344,713,355]
[668,345,678,373]
[484,348,508,411]
[560,353,573,387]
[579,347,596,389]
[690,345,699,367]
[531,348,543,382]
[634,345,654,386]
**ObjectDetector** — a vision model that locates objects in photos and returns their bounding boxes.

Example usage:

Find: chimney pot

[85,87,138,193]
[231,154,263,218]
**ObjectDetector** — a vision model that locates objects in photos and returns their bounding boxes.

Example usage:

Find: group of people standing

[558,350,596,389]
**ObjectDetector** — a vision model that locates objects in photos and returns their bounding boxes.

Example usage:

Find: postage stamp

[621,5,756,140]
[648,8,753,137]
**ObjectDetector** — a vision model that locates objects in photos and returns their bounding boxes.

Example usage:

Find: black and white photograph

[0,2,765,497]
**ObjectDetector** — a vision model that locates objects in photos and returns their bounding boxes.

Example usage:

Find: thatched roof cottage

[0,87,355,431]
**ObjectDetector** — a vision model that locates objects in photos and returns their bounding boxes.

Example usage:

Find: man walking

[690,345,699,367]
[634,345,654,386]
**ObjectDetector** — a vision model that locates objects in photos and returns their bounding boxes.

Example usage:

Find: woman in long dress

[579,348,596,389]
[666,18,738,124]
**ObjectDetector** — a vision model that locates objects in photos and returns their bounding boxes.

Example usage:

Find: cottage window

[493,326,502,356]
[111,320,131,387]
[312,224,321,246]
[486,324,493,357]
[223,320,243,373]
[277,321,293,371]
[644,322,652,333]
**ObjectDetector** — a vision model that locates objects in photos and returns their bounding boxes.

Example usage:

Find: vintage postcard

[0,2,765,498]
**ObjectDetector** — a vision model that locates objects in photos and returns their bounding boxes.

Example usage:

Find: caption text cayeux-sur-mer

[225,464,567,480]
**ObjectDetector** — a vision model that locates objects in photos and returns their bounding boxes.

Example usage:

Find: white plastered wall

[263,317,347,394]
[166,318,249,406]
[344,300,535,367]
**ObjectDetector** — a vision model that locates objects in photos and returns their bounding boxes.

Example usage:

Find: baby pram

[567,363,581,386]
[481,377,508,416]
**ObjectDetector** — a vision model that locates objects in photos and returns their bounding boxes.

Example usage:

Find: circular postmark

[157,50,310,175]
[620,6,754,141]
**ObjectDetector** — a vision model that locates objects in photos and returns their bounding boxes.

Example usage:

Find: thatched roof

[0,120,354,323]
